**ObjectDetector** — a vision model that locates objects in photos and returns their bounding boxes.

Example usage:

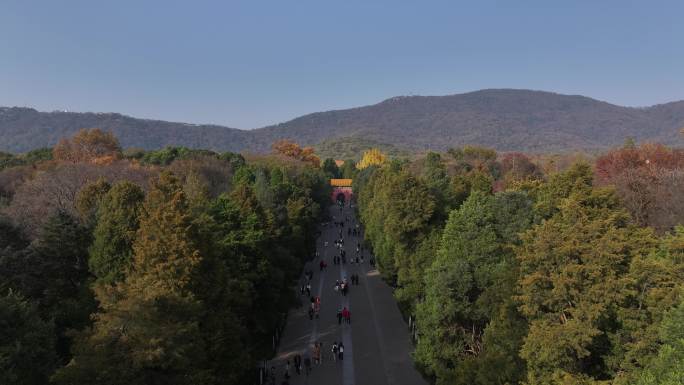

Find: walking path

[270,204,427,385]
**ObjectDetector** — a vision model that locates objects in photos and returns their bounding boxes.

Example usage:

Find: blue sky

[1,0,682,128]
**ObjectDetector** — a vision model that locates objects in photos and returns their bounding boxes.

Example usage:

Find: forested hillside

[0,129,331,384]
[3,89,684,154]
[353,143,684,385]
[0,107,252,153]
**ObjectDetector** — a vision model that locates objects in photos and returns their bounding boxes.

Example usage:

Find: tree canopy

[353,146,684,385]
[0,133,330,385]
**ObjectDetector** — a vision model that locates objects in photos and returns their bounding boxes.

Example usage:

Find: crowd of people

[269,201,382,385]
[272,339,348,384]
[336,306,352,324]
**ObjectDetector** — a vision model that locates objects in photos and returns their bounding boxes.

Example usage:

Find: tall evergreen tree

[516,187,657,383]
[88,181,145,285]
[54,172,213,385]
[24,211,93,362]
[415,191,533,385]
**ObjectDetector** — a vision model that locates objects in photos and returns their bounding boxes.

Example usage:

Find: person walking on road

[341,307,351,324]
[313,343,321,365]
[338,343,345,360]
[337,307,343,324]
[331,342,338,361]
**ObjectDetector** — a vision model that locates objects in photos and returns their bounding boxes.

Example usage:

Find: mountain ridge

[2,89,683,154]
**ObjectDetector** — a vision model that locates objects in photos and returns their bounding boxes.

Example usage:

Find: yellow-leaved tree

[356,148,387,170]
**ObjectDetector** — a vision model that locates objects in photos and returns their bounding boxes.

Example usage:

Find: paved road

[269,204,427,385]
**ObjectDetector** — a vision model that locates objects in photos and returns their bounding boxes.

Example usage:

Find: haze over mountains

[2,89,683,154]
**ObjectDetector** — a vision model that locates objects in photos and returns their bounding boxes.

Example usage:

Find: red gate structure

[330,179,353,203]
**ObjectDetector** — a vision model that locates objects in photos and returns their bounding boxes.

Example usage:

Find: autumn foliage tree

[500,152,542,185]
[272,139,320,167]
[595,143,684,231]
[356,148,387,170]
[53,128,122,163]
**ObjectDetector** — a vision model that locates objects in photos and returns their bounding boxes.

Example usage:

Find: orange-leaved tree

[272,139,320,167]
[53,128,122,163]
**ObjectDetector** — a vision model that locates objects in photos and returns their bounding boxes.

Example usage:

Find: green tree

[609,226,684,383]
[54,172,212,384]
[533,162,593,219]
[26,211,94,362]
[88,181,145,285]
[634,299,684,385]
[0,290,57,385]
[322,158,341,179]
[421,152,464,221]
[516,187,657,383]
[415,191,533,385]
[75,178,111,226]
[394,230,441,315]
[358,167,435,285]
[0,211,94,365]
[208,190,276,358]
[339,159,358,179]
[140,146,218,166]
[218,151,246,169]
